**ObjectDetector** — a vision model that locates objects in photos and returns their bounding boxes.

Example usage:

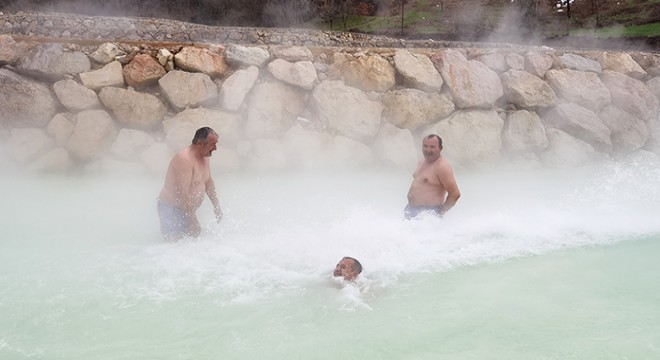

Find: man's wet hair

[344,256,363,274]
[192,127,217,145]
[425,134,443,148]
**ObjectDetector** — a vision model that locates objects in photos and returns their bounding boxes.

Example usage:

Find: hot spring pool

[1,157,659,359]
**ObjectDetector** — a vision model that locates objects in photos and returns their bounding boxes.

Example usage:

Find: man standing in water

[405,134,461,219]
[158,127,223,240]
[333,257,363,281]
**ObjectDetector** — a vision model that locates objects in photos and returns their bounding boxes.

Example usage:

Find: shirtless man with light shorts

[158,127,223,240]
[405,134,461,219]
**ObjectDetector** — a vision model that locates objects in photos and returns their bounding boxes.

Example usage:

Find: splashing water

[1,156,659,359]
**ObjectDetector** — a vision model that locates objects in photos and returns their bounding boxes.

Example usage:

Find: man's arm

[206,177,223,222]
[439,164,461,214]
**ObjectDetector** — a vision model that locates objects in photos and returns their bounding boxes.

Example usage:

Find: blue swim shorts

[157,200,189,237]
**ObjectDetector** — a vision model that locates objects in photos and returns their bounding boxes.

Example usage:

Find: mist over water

[1,154,660,359]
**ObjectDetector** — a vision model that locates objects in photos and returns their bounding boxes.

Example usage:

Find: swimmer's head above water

[333,256,362,281]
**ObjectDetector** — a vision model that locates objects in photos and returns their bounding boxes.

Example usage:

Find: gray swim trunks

[404,204,443,220]
[157,200,189,237]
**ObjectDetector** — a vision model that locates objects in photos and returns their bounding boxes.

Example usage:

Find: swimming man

[333,256,363,281]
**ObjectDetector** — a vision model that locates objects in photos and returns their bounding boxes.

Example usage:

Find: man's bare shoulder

[169,147,194,168]
[433,156,452,170]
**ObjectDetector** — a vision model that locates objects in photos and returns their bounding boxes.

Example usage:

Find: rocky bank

[1,11,660,174]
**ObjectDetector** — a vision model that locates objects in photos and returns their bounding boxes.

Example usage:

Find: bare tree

[312,0,341,30]
[396,0,409,36]
[591,0,600,27]
[340,0,351,30]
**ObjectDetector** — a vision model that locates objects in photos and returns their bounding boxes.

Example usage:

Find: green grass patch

[570,22,660,37]
[622,22,660,36]
[314,2,445,33]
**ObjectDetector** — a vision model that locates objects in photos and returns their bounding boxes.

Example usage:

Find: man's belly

[408,185,446,206]
[158,191,204,210]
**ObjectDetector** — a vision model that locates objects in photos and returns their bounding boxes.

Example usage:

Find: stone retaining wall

[0,11,528,49]
[2,12,660,175]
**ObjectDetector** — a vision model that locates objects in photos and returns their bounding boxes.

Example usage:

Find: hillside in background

[328,0,660,49]
[2,0,659,49]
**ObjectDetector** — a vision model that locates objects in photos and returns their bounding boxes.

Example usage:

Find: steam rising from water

[2,155,660,359]
[2,154,659,308]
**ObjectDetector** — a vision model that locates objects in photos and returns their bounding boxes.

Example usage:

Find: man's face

[422,137,441,162]
[333,258,358,281]
[202,134,219,157]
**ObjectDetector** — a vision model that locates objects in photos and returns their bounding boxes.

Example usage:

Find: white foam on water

[2,156,660,359]
[13,155,649,308]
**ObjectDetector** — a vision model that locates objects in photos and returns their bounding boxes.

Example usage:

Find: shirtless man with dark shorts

[157,127,223,240]
[405,134,461,219]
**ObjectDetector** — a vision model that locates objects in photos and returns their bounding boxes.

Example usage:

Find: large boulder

[267,59,318,90]
[543,102,612,153]
[425,109,504,168]
[98,87,167,130]
[539,128,599,168]
[174,46,230,77]
[646,115,660,154]
[0,34,31,65]
[500,70,557,109]
[15,43,91,81]
[524,51,553,78]
[0,68,59,128]
[599,105,649,154]
[371,122,417,168]
[599,52,646,79]
[90,42,122,64]
[53,79,101,111]
[502,110,548,153]
[381,89,454,130]
[79,61,125,90]
[46,113,75,146]
[65,110,117,161]
[139,142,174,176]
[505,53,525,70]
[225,45,271,68]
[329,53,396,92]
[219,65,259,111]
[558,53,602,73]
[646,77,660,102]
[393,49,444,92]
[158,70,218,111]
[431,49,503,109]
[110,128,157,161]
[245,81,306,139]
[478,52,507,73]
[545,69,611,112]
[309,80,383,142]
[270,46,313,62]
[122,54,166,88]
[631,52,660,76]
[601,70,659,121]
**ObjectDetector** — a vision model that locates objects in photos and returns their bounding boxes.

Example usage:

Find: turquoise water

[1,156,659,359]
